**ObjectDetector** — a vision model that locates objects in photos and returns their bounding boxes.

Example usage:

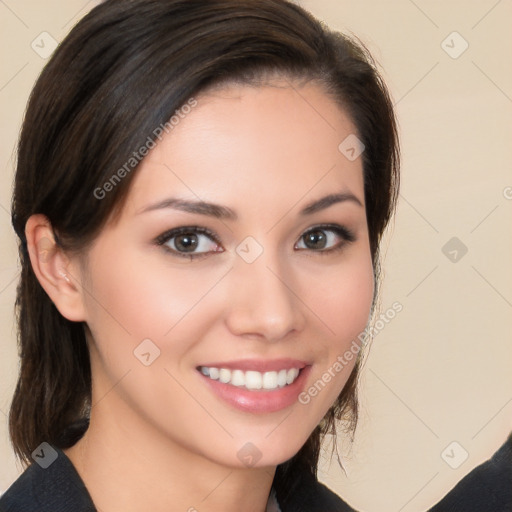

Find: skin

[26,80,374,512]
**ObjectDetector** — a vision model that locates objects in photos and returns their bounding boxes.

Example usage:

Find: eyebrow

[138,191,363,220]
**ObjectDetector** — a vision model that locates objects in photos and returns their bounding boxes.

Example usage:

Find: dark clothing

[0,445,355,512]
[2,436,511,511]
[428,434,512,512]
[0,446,96,512]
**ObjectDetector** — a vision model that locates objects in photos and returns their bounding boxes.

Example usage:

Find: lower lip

[198,366,311,414]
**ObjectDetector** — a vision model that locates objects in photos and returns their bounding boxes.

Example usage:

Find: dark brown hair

[9,0,399,498]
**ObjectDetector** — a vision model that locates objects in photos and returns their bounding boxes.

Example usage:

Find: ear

[25,214,87,322]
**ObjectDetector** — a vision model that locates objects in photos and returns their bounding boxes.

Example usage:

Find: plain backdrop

[1,1,511,511]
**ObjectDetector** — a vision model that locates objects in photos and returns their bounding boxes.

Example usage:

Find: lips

[196,358,311,413]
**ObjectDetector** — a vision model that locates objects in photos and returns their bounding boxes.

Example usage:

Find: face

[73,80,374,469]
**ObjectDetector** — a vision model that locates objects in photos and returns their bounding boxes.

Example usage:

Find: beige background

[1,1,511,511]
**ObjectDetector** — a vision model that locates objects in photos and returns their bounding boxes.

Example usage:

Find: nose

[224,247,306,342]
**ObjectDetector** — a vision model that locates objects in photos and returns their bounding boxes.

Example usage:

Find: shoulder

[428,433,512,512]
[0,444,96,512]
[274,466,357,512]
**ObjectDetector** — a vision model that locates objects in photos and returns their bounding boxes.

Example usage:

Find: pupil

[176,234,198,252]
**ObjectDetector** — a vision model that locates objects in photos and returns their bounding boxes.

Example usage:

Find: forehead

[123,81,364,219]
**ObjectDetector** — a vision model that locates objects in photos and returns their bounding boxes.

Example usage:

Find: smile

[196,358,311,413]
[199,366,301,391]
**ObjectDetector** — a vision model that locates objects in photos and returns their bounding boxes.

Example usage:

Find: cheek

[297,250,374,416]
[311,253,375,346]
[83,248,225,342]
[80,245,234,398]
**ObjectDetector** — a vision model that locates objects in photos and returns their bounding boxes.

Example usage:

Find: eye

[155,226,223,260]
[295,224,356,254]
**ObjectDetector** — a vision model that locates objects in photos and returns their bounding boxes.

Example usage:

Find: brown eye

[302,229,328,250]
[173,233,199,253]
[295,224,356,254]
[155,226,223,259]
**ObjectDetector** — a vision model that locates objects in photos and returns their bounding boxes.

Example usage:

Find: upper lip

[197,358,309,372]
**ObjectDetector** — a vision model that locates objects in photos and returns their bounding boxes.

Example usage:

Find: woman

[1,1,399,510]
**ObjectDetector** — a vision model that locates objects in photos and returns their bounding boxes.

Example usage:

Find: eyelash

[154,224,356,260]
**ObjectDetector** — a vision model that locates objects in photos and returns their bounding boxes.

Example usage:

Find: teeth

[219,368,231,383]
[287,368,299,384]
[199,366,301,391]
[231,369,245,387]
[262,371,278,389]
[277,369,287,387]
[245,371,262,390]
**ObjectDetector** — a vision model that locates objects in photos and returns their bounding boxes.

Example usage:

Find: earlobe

[25,214,87,322]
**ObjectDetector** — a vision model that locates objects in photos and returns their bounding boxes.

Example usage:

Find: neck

[64,396,276,512]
